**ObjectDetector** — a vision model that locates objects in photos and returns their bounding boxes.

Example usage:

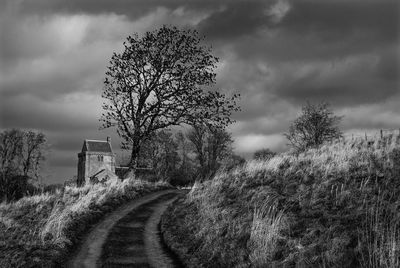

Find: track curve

[68,190,183,268]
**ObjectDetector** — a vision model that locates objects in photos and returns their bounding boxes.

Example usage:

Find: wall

[77,152,116,185]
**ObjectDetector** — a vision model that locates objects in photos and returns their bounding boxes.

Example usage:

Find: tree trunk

[128,142,141,174]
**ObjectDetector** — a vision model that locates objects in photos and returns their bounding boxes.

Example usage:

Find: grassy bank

[0,178,170,267]
[162,134,400,267]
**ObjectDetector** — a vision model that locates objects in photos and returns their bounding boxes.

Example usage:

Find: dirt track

[68,190,183,268]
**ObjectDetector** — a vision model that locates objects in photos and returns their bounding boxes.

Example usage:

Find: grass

[358,191,400,268]
[0,177,170,267]
[249,204,288,267]
[162,133,400,267]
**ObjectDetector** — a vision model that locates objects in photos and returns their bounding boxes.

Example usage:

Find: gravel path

[68,190,183,268]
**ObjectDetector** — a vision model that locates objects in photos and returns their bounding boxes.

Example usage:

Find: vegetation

[187,125,234,181]
[253,148,276,161]
[0,177,170,267]
[285,102,343,151]
[162,133,400,267]
[101,26,239,169]
[123,126,242,186]
[0,129,47,202]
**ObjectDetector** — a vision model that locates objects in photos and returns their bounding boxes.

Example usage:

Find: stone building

[77,137,117,186]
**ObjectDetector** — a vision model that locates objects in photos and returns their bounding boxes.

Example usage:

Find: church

[77,137,118,186]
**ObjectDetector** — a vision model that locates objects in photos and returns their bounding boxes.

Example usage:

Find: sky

[0,0,399,184]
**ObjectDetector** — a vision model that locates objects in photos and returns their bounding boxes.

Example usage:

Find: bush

[0,175,41,202]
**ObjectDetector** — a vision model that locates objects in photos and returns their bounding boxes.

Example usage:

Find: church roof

[82,139,113,153]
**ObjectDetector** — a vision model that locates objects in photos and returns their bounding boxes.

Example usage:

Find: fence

[342,128,400,142]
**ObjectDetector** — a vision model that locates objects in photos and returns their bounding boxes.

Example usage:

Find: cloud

[273,52,400,105]
[0,93,102,131]
[3,0,215,27]
[340,97,400,130]
[234,134,287,154]
[268,0,291,23]
[0,13,132,101]
[281,0,399,44]
[197,1,286,41]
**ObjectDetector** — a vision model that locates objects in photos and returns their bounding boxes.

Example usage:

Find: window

[98,155,104,162]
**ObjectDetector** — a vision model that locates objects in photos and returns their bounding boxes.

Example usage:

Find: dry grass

[163,132,400,267]
[0,177,170,267]
[249,204,287,267]
[358,192,400,268]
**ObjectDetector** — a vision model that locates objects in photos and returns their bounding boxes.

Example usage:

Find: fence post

[380,129,383,139]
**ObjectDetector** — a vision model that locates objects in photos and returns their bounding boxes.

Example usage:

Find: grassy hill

[0,178,170,267]
[162,133,400,267]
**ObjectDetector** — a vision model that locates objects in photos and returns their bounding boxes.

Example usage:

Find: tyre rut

[68,190,183,268]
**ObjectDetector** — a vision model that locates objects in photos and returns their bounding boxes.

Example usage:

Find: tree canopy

[284,102,343,151]
[0,129,47,201]
[101,26,239,168]
[187,124,233,181]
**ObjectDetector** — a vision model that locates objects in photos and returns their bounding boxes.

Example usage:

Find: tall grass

[40,178,167,245]
[0,177,170,267]
[358,191,400,268]
[165,132,400,267]
[249,204,287,267]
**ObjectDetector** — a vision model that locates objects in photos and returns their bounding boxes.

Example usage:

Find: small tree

[101,26,239,170]
[253,148,276,161]
[0,129,24,178]
[187,124,233,181]
[0,129,47,201]
[284,102,343,151]
[22,131,46,179]
[139,130,179,179]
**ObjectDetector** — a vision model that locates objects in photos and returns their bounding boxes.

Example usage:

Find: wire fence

[342,128,400,141]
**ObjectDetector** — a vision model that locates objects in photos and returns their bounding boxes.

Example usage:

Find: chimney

[107,136,111,143]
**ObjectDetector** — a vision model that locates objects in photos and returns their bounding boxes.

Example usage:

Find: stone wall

[78,152,116,185]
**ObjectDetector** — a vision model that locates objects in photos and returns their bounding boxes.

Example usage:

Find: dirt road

[68,190,183,268]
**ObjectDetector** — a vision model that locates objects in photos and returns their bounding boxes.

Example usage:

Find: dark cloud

[213,0,399,62]
[273,50,400,106]
[0,94,101,131]
[7,0,158,20]
[198,1,272,40]
[377,49,400,82]
[5,0,222,21]
[281,1,399,43]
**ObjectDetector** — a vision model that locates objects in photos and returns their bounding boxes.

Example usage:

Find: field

[0,178,170,267]
[162,133,400,267]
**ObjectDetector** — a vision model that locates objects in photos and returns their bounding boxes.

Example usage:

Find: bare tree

[175,131,191,171]
[139,130,179,178]
[0,129,47,201]
[0,129,24,177]
[187,125,207,179]
[22,131,46,178]
[187,124,233,181]
[284,102,343,151]
[101,26,239,170]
